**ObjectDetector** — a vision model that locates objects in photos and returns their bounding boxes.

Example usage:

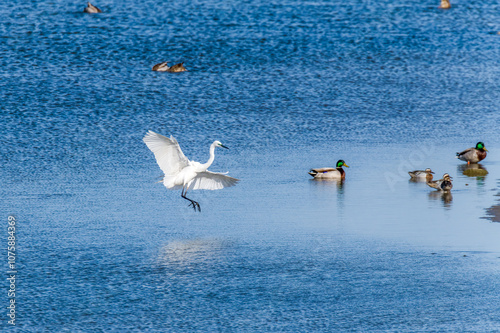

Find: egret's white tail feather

[162,175,183,190]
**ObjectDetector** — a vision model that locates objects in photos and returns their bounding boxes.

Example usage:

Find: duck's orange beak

[343,164,349,168]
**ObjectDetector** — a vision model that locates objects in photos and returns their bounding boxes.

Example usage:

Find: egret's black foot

[182,193,201,212]
[187,200,201,212]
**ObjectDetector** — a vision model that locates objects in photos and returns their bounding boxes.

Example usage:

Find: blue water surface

[1,0,500,331]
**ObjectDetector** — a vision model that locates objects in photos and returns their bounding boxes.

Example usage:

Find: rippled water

[2,0,500,331]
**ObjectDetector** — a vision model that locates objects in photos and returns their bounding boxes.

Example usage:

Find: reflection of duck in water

[408,168,434,182]
[458,163,488,177]
[310,177,345,190]
[152,62,187,72]
[456,142,487,164]
[84,2,102,13]
[439,0,451,9]
[428,191,453,204]
[309,160,349,180]
[427,173,453,192]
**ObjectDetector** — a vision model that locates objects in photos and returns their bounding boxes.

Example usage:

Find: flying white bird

[143,131,239,211]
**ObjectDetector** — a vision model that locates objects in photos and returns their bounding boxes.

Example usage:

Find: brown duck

[84,2,102,13]
[152,62,187,73]
[456,142,487,164]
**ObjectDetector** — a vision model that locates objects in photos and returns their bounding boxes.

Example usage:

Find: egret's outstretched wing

[143,131,189,175]
[188,171,239,191]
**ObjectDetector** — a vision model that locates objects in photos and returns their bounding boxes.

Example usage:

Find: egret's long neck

[201,143,216,170]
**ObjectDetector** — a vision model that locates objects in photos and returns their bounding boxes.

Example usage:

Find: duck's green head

[336,160,349,168]
[476,142,487,151]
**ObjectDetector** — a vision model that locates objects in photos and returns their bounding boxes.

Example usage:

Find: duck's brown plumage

[84,2,102,13]
[456,143,487,164]
[166,62,187,73]
[152,62,187,73]
[439,0,451,9]
[152,62,169,71]
[408,168,434,181]
[427,174,453,192]
[309,167,346,180]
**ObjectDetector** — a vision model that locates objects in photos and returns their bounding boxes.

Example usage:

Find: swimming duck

[309,160,349,180]
[456,142,488,164]
[439,0,451,9]
[408,168,435,181]
[427,173,453,192]
[84,2,102,13]
[152,62,187,73]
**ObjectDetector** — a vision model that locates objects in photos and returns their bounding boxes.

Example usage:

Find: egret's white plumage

[143,130,239,211]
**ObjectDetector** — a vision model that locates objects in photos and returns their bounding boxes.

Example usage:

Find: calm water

[2,0,500,331]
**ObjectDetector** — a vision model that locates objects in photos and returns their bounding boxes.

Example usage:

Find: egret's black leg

[181,188,201,212]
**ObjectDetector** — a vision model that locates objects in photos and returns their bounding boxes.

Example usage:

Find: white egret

[143,131,239,211]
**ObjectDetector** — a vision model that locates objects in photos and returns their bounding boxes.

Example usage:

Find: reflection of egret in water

[157,239,228,266]
[428,191,453,206]
[458,163,487,188]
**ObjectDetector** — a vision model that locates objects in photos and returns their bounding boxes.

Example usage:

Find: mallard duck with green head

[408,168,435,181]
[456,142,488,164]
[427,173,453,192]
[309,160,349,180]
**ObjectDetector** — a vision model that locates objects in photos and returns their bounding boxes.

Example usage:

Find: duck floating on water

[84,2,102,13]
[152,62,187,73]
[427,173,453,192]
[309,160,349,180]
[438,0,451,9]
[408,168,434,181]
[456,142,487,164]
